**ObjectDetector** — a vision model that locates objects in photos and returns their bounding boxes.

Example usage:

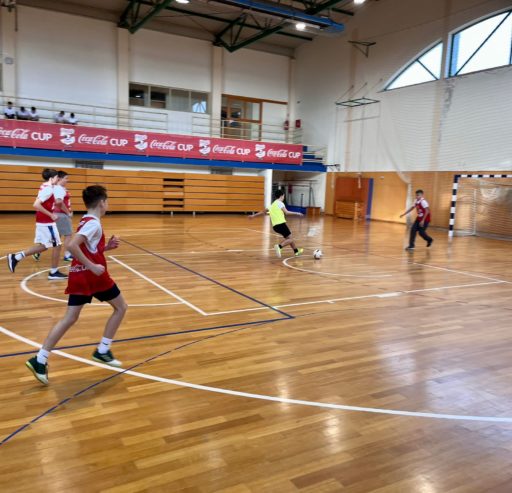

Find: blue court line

[121,238,293,319]
[0,317,289,360]
[0,322,265,446]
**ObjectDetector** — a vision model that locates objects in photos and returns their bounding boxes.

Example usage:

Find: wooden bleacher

[0,165,264,213]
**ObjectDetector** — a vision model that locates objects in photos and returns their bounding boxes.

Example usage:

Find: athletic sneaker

[48,270,68,280]
[26,356,49,385]
[7,254,18,273]
[63,255,73,262]
[427,239,434,248]
[32,253,41,261]
[405,246,415,251]
[92,349,122,368]
[294,248,304,257]
[274,244,282,258]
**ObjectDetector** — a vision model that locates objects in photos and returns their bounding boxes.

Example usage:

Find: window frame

[448,8,512,77]
[384,40,443,92]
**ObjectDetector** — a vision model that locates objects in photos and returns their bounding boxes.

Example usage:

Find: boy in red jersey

[26,185,128,385]
[400,189,434,251]
[7,168,67,279]
[53,170,74,261]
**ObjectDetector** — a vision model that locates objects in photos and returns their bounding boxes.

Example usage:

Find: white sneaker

[274,244,282,258]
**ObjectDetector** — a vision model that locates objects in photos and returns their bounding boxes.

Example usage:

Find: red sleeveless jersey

[35,183,55,224]
[65,216,114,296]
[53,185,71,214]
[415,198,431,222]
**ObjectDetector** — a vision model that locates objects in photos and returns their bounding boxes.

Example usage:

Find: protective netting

[453,178,512,239]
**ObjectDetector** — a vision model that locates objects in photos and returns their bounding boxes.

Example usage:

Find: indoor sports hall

[1,1,512,492]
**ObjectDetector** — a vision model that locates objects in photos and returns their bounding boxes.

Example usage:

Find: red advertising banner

[0,120,303,165]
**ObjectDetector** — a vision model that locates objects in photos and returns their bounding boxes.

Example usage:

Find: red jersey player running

[7,168,67,279]
[400,189,434,251]
[26,185,128,385]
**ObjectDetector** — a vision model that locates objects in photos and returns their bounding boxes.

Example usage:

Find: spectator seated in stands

[4,101,16,119]
[29,106,39,121]
[54,111,66,123]
[66,112,78,125]
[17,106,31,120]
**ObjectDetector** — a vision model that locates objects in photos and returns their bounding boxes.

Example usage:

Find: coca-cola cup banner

[0,120,303,165]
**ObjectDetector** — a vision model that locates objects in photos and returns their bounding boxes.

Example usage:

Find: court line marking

[20,268,182,308]
[3,325,512,424]
[282,256,393,278]
[109,256,206,315]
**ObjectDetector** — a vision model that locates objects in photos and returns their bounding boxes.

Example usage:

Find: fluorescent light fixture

[175,0,190,3]
[354,0,365,4]
[295,22,306,31]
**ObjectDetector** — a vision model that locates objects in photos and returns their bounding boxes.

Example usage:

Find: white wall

[294,0,512,171]
[16,6,118,107]
[224,49,289,102]
[130,30,211,92]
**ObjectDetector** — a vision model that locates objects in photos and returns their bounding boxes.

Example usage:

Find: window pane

[458,13,512,74]
[452,12,509,74]
[418,43,443,78]
[150,88,167,109]
[129,84,148,106]
[387,62,436,90]
[191,92,208,114]
[170,89,190,112]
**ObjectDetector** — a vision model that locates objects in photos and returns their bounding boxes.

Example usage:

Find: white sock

[14,252,26,261]
[97,337,112,354]
[65,251,71,257]
[50,268,58,274]
[36,348,50,365]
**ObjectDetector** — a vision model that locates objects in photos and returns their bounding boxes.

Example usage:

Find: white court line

[109,256,208,316]
[0,255,6,261]
[112,248,281,257]
[20,268,182,307]
[3,325,512,424]
[282,256,393,278]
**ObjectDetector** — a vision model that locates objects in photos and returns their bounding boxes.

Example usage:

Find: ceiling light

[175,0,190,4]
[295,22,306,31]
[354,0,366,4]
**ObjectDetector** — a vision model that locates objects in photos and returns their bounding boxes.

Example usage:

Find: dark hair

[31,106,36,112]
[274,189,285,200]
[57,170,68,179]
[42,168,58,180]
[415,189,424,194]
[7,101,12,105]
[82,185,108,209]
[70,112,75,117]
[20,106,26,111]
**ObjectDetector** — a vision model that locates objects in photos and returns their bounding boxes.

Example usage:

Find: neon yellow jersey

[268,200,286,226]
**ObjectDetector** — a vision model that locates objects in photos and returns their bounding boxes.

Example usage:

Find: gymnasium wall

[294,0,512,172]
[9,6,290,124]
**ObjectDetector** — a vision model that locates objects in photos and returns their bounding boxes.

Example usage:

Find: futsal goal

[449,174,512,240]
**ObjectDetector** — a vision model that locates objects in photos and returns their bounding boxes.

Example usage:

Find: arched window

[385,42,443,90]
[450,9,512,76]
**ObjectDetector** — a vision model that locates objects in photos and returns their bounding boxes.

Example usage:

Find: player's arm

[249,208,269,219]
[282,206,303,217]
[54,197,71,216]
[104,235,121,251]
[399,206,415,218]
[33,198,58,221]
[67,234,105,276]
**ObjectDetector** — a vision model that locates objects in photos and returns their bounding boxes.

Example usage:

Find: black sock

[293,248,298,253]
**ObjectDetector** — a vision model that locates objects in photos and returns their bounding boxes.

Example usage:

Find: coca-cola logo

[213,145,236,155]
[150,140,176,150]
[0,127,30,139]
[267,149,288,158]
[78,134,108,146]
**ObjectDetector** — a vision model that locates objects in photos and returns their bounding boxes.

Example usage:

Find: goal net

[451,175,512,239]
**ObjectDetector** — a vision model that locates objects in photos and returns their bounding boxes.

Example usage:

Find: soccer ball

[313,249,323,259]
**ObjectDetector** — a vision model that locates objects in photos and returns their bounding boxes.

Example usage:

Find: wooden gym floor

[2,213,512,492]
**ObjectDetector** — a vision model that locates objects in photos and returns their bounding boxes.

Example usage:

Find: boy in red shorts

[26,185,128,385]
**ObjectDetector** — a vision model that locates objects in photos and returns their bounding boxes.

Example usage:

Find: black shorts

[68,284,121,306]
[273,223,291,238]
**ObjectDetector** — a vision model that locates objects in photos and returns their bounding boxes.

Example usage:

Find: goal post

[449,174,512,239]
